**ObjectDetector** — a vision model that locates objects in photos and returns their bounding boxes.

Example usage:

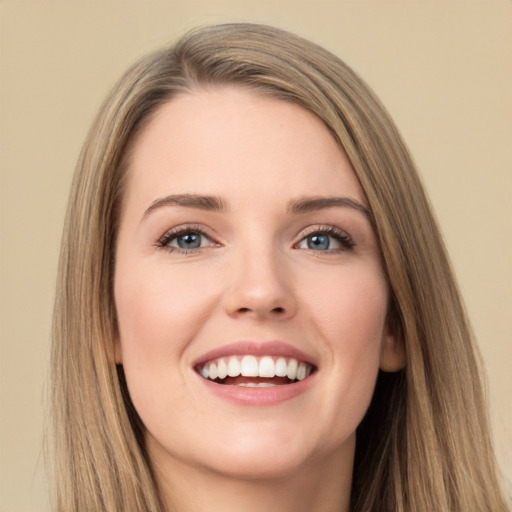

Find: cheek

[304,267,388,426]
[113,263,220,431]
[307,266,388,348]
[332,278,388,377]
[114,261,220,365]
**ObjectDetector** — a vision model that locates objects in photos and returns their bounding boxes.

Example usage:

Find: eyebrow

[143,193,371,220]
[143,194,228,217]
[288,196,371,219]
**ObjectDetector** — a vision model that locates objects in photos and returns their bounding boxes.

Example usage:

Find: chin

[195,424,328,480]
[202,446,310,480]
[147,426,314,481]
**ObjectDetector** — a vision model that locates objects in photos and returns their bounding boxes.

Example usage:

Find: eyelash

[156,224,355,255]
[156,225,217,254]
[295,225,355,253]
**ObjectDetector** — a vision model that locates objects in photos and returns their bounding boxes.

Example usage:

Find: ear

[379,327,406,372]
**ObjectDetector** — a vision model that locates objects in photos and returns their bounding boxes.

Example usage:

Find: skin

[114,87,405,512]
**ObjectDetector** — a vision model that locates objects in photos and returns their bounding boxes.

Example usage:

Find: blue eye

[172,232,203,249]
[297,228,354,252]
[305,234,331,250]
[298,234,340,251]
[158,227,217,253]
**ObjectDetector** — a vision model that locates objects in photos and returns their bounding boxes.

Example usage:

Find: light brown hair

[50,23,509,511]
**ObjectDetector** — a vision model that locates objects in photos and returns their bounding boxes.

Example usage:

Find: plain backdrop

[0,1,511,510]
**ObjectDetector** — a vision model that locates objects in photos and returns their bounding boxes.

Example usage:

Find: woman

[49,23,509,511]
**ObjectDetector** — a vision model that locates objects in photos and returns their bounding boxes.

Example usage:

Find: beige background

[0,1,510,510]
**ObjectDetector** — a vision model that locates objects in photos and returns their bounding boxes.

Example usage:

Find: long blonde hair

[50,23,509,511]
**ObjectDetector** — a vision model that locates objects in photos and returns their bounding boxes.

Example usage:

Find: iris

[307,234,330,250]
[177,233,202,249]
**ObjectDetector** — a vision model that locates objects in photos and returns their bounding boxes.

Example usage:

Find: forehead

[123,86,365,213]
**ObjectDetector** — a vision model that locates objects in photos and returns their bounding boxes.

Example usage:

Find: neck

[151,441,354,512]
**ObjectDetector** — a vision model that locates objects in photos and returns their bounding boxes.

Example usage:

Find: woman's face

[114,87,404,480]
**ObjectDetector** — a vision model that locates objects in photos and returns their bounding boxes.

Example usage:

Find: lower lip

[196,374,315,406]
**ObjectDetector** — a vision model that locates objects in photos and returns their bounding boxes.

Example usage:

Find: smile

[196,355,315,386]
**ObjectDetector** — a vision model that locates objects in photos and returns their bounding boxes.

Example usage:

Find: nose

[223,245,297,321]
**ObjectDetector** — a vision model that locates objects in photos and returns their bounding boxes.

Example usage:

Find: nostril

[236,306,286,315]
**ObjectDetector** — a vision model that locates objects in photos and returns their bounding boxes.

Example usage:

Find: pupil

[308,234,329,250]
[177,233,201,249]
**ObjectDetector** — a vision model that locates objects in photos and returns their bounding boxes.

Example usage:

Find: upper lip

[193,340,318,367]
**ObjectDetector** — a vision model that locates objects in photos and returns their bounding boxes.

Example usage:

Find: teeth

[217,358,228,379]
[275,357,288,377]
[259,356,275,378]
[201,355,313,382]
[227,357,241,377]
[297,362,307,381]
[287,359,298,380]
[240,355,259,377]
[209,363,219,380]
